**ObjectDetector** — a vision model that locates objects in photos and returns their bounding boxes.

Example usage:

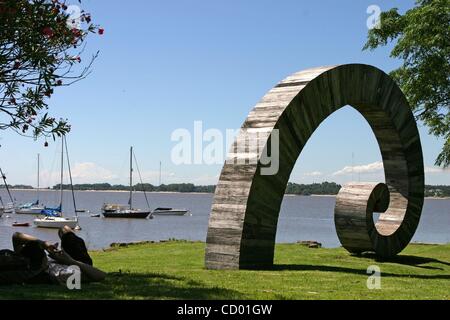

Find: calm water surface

[0,190,449,250]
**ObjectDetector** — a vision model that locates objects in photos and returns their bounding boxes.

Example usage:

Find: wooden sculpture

[205,64,425,270]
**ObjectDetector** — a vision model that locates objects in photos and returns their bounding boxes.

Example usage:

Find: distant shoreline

[6,188,450,199]
[7,188,212,195]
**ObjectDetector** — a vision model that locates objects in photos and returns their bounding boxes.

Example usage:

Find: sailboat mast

[60,137,64,212]
[37,153,40,204]
[0,168,14,204]
[64,136,78,216]
[129,146,133,210]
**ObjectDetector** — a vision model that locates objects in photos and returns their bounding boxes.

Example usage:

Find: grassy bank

[0,241,449,300]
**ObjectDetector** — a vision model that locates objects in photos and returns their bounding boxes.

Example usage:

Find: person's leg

[59,226,93,266]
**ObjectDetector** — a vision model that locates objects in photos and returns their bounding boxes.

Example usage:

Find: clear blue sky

[0,0,449,187]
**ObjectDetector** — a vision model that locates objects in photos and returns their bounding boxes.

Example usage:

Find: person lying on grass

[0,226,105,286]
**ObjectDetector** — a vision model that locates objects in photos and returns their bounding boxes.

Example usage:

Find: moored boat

[34,136,80,229]
[15,154,50,215]
[2,202,14,214]
[12,222,31,227]
[102,147,153,219]
[102,206,151,219]
[152,207,190,216]
[34,216,78,229]
[15,202,46,215]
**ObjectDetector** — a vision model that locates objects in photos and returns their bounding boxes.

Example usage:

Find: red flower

[13,61,20,69]
[42,27,54,38]
[98,28,104,35]
[45,89,53,97]
[72,28,81,37]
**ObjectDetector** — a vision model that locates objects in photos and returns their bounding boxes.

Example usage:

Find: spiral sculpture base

[205,64,424,270]
[335,182,390,254]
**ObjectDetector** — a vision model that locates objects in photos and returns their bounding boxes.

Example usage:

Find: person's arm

[12,232,57,253]
[49,250,106,282]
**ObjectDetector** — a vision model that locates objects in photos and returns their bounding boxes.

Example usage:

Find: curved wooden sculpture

[205,64,424,270]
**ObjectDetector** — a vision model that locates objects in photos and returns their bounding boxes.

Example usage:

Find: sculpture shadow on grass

[0,272,244,300]
[94,272,244,300]
[359,253,450,270]
[270,255,450,280]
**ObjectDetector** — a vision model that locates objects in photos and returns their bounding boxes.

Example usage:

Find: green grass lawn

[0,241,449,300]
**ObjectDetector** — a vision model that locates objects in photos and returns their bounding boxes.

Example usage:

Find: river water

[0,190,449,250]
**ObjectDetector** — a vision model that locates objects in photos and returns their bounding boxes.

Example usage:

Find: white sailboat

[34,136,79,229]
[15,154,46,215]
[15,203,45,215]
[150,161,190,217]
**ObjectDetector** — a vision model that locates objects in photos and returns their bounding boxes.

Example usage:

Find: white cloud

[39,162,182,186]
[71,162,119,182]
[39,162,119,186]
[332,161,384,176]
[425,166,450,174]
[303,171,323,177]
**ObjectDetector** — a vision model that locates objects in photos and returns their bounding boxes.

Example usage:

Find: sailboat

[15,154,47,215]
[102,147,152,219]
[34,136,79,229]
[150,161,190,217]
[0,168,16,214]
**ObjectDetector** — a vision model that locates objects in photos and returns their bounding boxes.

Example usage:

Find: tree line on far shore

[1,182,449,197]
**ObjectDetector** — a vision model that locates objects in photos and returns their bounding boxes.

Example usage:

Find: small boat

[3,204,15,214]
[102,147,153,219]
[152,207,190,216]
[1,199,15,214]
[90,213,101,218]
[34,136,80,229]
[15,155,49,215]
[12,222,30,227]
[15,202,46,215]
[34,216,78,229]
[102,208,151,219]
